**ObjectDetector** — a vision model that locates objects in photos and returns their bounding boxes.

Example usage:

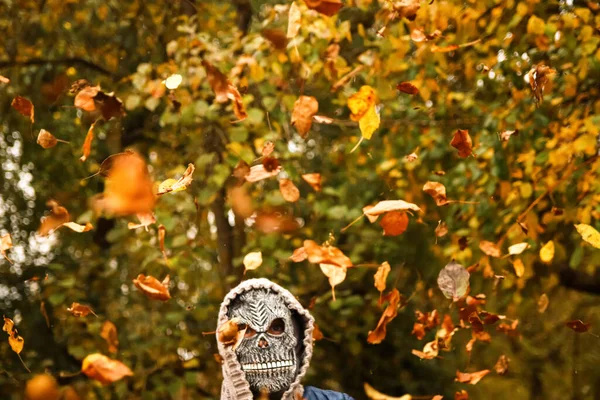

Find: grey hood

[216,278,315,400]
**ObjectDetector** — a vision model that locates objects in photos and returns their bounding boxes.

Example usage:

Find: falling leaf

[61,222,93,233]
[245,164,281,182]
[217,318,247,351]
[133,274,171,301]
[81,353,133,385]
[368,289,404,344]
[499,130,519,141]
[40,301,50,328]
[405,152,418,162]
[261,29,288,49]
[11,96,35,123]
[158,164,195,195]
[0,75,9,83]
[365,200,421,217]
[158,225,168,261]
[539,240,555,263]
[393,0,420,20]
[9,330,24,354]
[566,320,591,333]
[455,390,469,400]
[202,60,229,102]
[100,321,119,353]
[24,374,60,400]
[435,221,448,238]
[508,242,529,255]
[127,213,156,230]
[228,84,248,121]
[319,263,347,301]
[374,262,391,294]
[38,200,70,236]
[479,241,501,258]
[67,302,98,318]
[290,247,308,262]
[359,105,380,140]
[494,355,510,375]
[229,186,254,218]
[423,181,448,206]
[528,64,555,106]
[262,141,275,157]
[3,316,15,333]
[74,86,124,120]
[348,86,379,139]
[74,86,99,111]
[305,0,343,16]
[287,2,302,38]
[279,179,300,202]
[303,240,352,268]
[513,259,525,278]
[233,160,251,181]
[379,211,409,236]
[450,129,473,158]
[438,260,470,301]
[262,156,280,173]
[364,382,411,400]
[574,224,600,248]
[163,74,183,90]
[291,96,319,138]
[243,251,263,272]
[411,339,439,359]
[95,151,156,216]
[312,324,324,341]
[396,82,419,95]
[37,129,68,149]
[1,233,13,264]
[313,115,334,124]
[455,369,490,385]
[302,173,322,191]
[255,211,299,233]
[537,293,549,313]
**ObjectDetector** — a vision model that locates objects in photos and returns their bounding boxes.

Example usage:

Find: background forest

[1,0,600,399]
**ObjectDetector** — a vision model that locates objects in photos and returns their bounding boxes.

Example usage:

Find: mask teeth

[241,359,296,372]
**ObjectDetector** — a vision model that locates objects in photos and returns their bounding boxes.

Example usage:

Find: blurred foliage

[1,0,600,399]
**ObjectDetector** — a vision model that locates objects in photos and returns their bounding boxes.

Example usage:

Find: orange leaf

[11,96,34,123]
[8,329,24,354]
[364,200,421,217]
[411,339,439,359]
[232,160,251,181]
[229,186,254,218]
[0,75,10,84]
[37,129,60,149]
[450,129,473,158]
[127,213,156,230]
[74,86,100,111]
[289,247,308,262]
[81,353,133,385]
[261,29,288,50]
[262,141,275,157]
[305,0,343,16]
[228,84,248,121]
[3,316,15,333]
[455,369,490,385]
[302,173,322,191]
[455,390,469,399]
[396,82,419,95]
[423,181,448,206]
[245,164,281,182]
[217,318,247,351]
[100,321,119,353]
[367,289,404,344]
[279,179,300,202]
[67,302,97,318]
[38,200,70,236]
[1,233,13,264]
[303,239,352,268]
[312,323,324,341]
[202,61,229,103]
[479,240,501,258]
[291,96,319,138]
[79,121,96,162]
[61,222,93,233]
[374,261,391,293]
[133,274,171,301]
[75,86,124,120]
[379,211,409,236]
[494,355,510,375]
[158,225,168,261]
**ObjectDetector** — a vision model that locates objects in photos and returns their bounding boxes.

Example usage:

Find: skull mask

[227,288,302,394]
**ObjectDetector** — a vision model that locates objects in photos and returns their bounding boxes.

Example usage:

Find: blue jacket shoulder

[303,386,354,400]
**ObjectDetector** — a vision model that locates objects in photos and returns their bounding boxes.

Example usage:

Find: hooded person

[216,278,354,400]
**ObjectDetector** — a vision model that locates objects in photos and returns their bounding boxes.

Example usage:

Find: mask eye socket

[268,318,285,335]
[242,325,256,338]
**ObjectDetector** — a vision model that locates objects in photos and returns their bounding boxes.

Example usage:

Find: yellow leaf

[359,105,380,140]
[9,331,24,354]
[243,251,263,271]
[527,15,545,35]
[374,261,391,293]
[574,224,600,248]
[364,382,412,400]
[319,263,347,301]
[540,240,555,263]
[287,2,301,39]
[508,242,529,255]
[348,86,376,120]
[513,259,525,277]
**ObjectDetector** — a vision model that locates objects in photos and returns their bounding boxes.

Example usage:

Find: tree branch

[0,57,119,79]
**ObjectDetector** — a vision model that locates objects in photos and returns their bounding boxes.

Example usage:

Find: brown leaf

[289,247,308,262]
[262,156,280,172]
[537,293,549,313]
[319,263,347,301]
[0,75,10,84]
[11,96,34,123]
[455,369,490,385]
[364,200,421,217]
[367,289,404,344]
[95,151,156,216]
[374,262,391,293]
[228,84,248,121]
[262,141,275,157]
[37,129,63,149]
[423,181,448,206]
[233,160,251,181]
[479,240,501,258]
[455,390,469,399]
[435,221,448,238]
[69,79,91,94]
[81,353,133,385]
[393,0,420,20]
[245,164,281,182]
[566,320,591,333]
[411,323,426,340]
[74,86,124,120]
[450,129,473,158]
[291,96,319,138]
[396,82,419,95]
[379,211,409,236]
[202,61,229,103]
[411,339,439,359]
[38,200,70,236]
[302,173,322,191]
[80,121,98,162]
[261,29,288,50]
[127,213,156,230]
[303,239,352,268]
[74,86,100,111]
[157,163,195,195]
[280,179,300,202]
[494,355,510,375]
[528,64,555,106]
[255,211,299,233]
[1,233,13,264]
[229,186,254,218]
[217,318,247,351]
[312,323,324,341]
[499,129,519,141]
[133,274,171,301]
[67,302,97,318]
[100,321,119,353]
[305,0,343,16]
